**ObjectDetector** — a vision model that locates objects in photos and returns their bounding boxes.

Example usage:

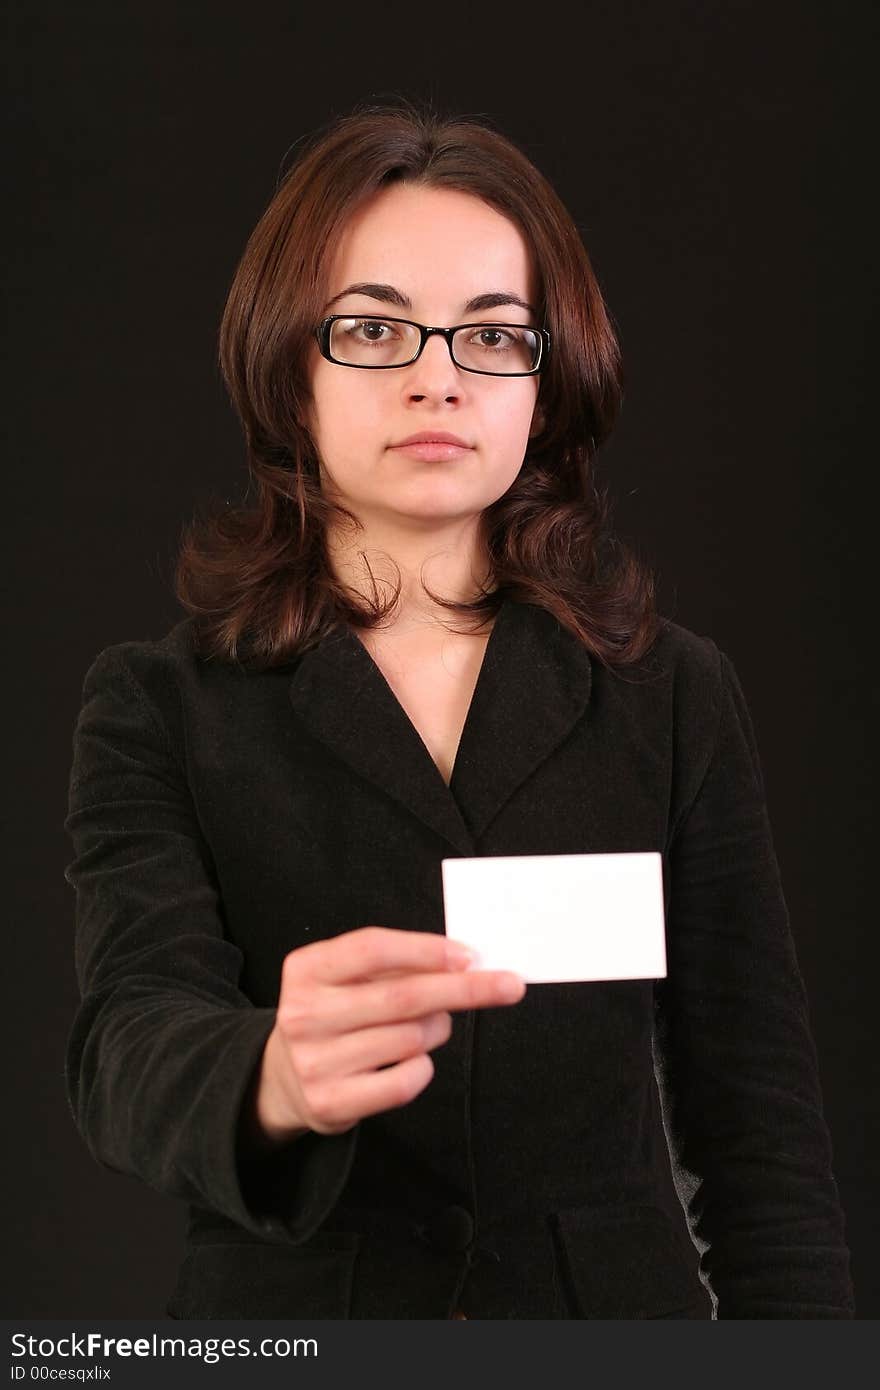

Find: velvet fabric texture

[63,596,855,1318]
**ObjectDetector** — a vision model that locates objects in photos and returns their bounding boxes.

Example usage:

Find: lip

[390,431,474,462]
[392,431,472,448]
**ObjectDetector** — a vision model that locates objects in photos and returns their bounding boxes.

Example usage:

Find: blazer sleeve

[653,644,856,1318]
[63,643,358,1243]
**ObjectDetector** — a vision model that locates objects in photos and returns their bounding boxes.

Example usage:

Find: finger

[285,1011,453,1087]
[286,925,474,986]
[306,1053,438,1133]
[321,966,526,1034]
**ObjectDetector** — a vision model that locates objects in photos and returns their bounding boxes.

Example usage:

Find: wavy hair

[175,96,661,669]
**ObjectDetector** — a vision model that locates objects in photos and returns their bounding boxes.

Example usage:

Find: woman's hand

[241,925,526,1152]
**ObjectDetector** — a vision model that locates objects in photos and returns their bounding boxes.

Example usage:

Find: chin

[398,473,514,509]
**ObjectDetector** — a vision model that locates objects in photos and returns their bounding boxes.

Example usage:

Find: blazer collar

[287,596,593,855]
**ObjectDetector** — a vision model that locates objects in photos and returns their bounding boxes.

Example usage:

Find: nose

[404,332,462,400]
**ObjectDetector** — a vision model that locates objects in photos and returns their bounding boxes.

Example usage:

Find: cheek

[312,377,386,458]
[489,389,539,442]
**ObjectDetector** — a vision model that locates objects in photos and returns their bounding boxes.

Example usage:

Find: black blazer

[64,596,855,1319]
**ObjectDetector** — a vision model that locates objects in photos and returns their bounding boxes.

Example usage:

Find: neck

[325,512,493,636]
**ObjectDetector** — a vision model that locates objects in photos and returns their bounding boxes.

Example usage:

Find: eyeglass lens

[328,318,539,373]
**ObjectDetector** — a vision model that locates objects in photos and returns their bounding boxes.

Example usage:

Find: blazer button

[426,1204,474,1253]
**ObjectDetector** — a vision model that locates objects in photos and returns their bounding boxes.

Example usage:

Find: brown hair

[175,96,661,669]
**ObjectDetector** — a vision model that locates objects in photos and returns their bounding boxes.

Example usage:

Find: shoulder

[641,615,723,681]
[596,614,728,721]
[631,615,768,810]
[78,617,205,708]
[592,615,742,795]
[74,616,261,748]
[646,617,752,732]
[71,619,257,789]
[77,612,294,695]
[74,616,299,754]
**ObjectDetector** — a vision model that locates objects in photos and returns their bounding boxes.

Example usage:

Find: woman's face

[305,182,544,530]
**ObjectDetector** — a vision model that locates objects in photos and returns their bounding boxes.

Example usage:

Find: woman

[64,99,855,1319]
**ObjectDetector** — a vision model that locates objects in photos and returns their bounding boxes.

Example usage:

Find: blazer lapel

[287,597,593,853]
[288,619,476,855]
[449,598,593,841]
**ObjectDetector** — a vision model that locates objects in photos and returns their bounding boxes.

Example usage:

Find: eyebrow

[323,282,537,317]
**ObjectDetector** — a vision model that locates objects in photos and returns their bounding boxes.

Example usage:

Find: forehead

[326,183,536,302]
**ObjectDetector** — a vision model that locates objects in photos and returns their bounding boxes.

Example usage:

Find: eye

[346,318,401,342]
[481,328,508,345]
[465,326,522,350]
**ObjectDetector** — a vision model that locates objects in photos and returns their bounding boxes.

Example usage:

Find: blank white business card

[441,851,667,983]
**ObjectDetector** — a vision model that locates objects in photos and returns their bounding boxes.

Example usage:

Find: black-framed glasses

[315,314,550,377]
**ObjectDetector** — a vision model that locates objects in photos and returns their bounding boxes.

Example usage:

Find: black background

[4,1,876,1317]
